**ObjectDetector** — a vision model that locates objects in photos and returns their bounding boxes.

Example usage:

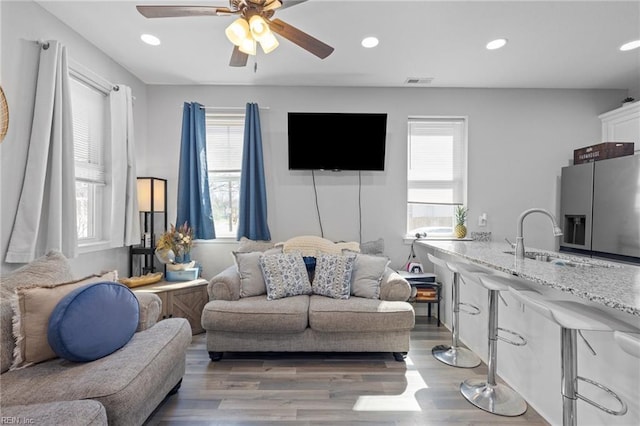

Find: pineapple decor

[454,206,468,238]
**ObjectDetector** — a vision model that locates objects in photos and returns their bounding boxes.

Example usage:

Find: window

[407,117,467,237]
[70,76,109,244]
[205,114,245,238]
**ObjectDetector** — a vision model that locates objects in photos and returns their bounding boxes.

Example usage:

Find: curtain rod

[184,105,270,110]
[35,40,121,95]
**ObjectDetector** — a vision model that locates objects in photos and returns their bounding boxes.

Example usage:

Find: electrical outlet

[478,213,487,227]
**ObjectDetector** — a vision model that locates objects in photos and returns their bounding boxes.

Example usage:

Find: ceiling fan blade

[136,5,233,18]
[279,0,307,10]
[229,46,249,67]
[268,18,334,59]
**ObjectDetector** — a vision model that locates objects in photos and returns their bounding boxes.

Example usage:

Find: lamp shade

[225,18,250,46]
[137,177,166,212]
[258,31,279,54]
[249,15,270,41]
[238,36,257,55]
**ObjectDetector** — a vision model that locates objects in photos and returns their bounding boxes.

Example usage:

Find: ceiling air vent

[405,77,434,85]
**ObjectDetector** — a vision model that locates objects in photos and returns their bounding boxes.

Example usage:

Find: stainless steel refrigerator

[560,154,640,263]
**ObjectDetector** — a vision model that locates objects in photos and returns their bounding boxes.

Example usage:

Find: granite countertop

[417,240,640,317]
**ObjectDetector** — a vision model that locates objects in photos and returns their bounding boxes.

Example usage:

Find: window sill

[78,240,113,254]
[193,238,238,244]
[403,236,473,244]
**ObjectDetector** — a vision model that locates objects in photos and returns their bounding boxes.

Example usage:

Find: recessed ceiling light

[620,39,640,51]
[486,38,508,50]
[361,36,379,48]
[141,34,161,46]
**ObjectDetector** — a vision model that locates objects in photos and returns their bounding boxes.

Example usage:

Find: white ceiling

[37,0,640,93]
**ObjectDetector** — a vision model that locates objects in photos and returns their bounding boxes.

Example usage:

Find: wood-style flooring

[145,316,550,425]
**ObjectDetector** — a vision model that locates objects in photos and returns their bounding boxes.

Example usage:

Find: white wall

[147,85,624,278]
[0,1,148,277]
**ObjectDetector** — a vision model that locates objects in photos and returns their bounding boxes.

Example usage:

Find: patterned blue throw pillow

[47,282,139,362]
[312,253,356,299]
[260,252,313,300]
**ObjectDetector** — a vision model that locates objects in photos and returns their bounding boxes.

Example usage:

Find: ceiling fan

[136,0,334,67]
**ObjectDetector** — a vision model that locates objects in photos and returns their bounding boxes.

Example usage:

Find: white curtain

[109,85,140,247]
[5,41,77,263]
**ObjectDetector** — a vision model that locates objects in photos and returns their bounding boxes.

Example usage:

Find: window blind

[71,78,106,184]
[205,115,244,171]
[407,118,467,205]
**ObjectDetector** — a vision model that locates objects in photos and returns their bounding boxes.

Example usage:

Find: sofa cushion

[0,400,107,426]
[350,254,390,299]
[10,271,117,370]
[303,256,316,281]
[237,237,275,253]
[234,251,266,297]
[233,247,282,298]
[201,295,309,333]
[48,282,139,362]
[0,250,73,295]
[360,238,385,256]
[0,318,191,426]
[311,253,355,299]
[260,252,312,300]
[308,295,415,333]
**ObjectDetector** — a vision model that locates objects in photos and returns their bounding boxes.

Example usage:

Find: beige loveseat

[0,251,192,425]
[201,237,415,362]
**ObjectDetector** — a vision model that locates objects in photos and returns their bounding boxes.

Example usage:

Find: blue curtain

[237,103,271,241]
[176,102,215,239]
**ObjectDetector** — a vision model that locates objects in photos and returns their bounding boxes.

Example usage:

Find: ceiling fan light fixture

[225,18,250,46]
[249,15,271,41]
[259,32,279,54]
[238,36,257,55]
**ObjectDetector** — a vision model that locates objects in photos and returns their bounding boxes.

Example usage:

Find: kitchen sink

[503,251,614,268]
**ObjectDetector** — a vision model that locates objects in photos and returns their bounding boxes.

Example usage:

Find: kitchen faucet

[515,208,563,260]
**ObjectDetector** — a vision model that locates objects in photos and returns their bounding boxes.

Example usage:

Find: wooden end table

[133,278,208,334]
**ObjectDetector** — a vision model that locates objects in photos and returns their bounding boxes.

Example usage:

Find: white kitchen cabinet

[599,102,640,143]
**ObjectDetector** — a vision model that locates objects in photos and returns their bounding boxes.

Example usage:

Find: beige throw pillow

[350,254,390,299]
[10,271,117,370]
[237,237,275,253]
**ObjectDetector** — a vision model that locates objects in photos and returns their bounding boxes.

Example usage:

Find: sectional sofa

[0,251,192,425]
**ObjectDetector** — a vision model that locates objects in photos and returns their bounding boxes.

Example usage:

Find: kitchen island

[418,240,640,316]
[415,239,640,426]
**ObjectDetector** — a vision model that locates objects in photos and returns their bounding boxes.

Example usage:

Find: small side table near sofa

[133,278,208,334]
[398,270,441,326]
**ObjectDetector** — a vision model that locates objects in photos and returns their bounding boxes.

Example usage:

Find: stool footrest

[459,302,481,315]
[574,376,627,416]
[497,327,527,346]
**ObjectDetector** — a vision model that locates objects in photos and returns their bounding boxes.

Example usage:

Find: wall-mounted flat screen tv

[288,112,387,171]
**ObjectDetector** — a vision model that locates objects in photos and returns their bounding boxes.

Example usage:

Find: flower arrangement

[156,222,193,258]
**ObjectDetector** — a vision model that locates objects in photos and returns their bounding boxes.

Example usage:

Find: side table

[398,271,442,326]
[133,278,208,334]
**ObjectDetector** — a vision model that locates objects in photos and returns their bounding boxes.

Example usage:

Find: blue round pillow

[48,282,140,362]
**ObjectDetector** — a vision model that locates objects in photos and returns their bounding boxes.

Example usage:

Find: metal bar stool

[427,253,483,368]
[458,273,529,416]
[614,330,640,358]
[510,288,635,426]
